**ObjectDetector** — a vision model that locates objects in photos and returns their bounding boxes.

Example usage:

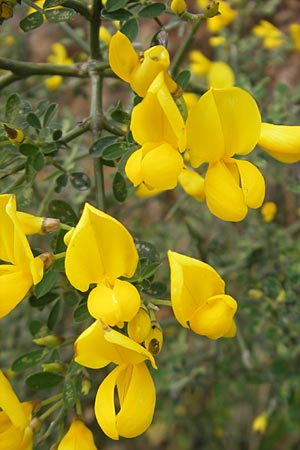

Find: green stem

[59,223,72,231]
[149,299,172,307]
[0,73,21,90]
[59,119,91,144]
[54,252,66,260]
[59,22,90,54]
[39,400,63,422]
[39,394,62,408]
[2,174,26,193]
[170,15,204,76]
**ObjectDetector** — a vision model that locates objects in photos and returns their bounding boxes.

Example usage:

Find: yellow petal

[65,203,138,291]
[258,122,300,163]
[0,266,33,319]
[223,320,237,338]
[207,62,235,88]
[141,143,184,190]
[125,148,144,186]
[57,418,97,450]
[204,161,248,221]
[234,159,265,208]
[95,362,156,440]
[109,31,139,83]
[0,371,28,430]
[178,167,205,201]
[168,251,225,327]
[189,294,238,339]
[127,306,152,343]
[16,211,44,235]
[87,279,140,326]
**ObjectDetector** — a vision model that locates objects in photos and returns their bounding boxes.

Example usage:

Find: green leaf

[120,17,139,41]
[30,292,60,309]
[73,301,90,323]
[141,262,161,279]
[42,142,58,155]
[101,8,132,20]
[55,173,68,193]
[26,112,42,130]
[53,129,63,140]
[26,372,64,391]
[48,199,78,225]
[111,109,131,125]
[5,93,21,122]
[63,378,77,409]
[44,7,75,22]
[176,70,191,90]
[19,143,40,157]
[43,103,58,127]
[135,240,160,264]
[20,11,44,32]
[69,172,91,191]
[138,3,165,18]
[47,300,61,330]
[12,349,49,372]
[89,136,118,158]
[29,321,49,338]
[144,281,167,297]
[44,0,63,7]
[113,171,127,202]
[105,0,128,12]
[34,271,58,299]
[32,152,45,171]
[102,142,128,160]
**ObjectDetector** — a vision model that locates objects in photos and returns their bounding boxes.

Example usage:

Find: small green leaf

[105,0,128,12]
[53,129,63,140]
[5,93,21,122]
[29,320,48,338]
[20,11,44,32]
[102,142,128,161]
[47,300,61,330]
[113,171,127,202]
[44,0,63,8]
[45,7,75,22]
[111,109,131,125]
[101,8,132,20]
[142,262,161,280]
[176,70,191,90]
[63,378,77,409]
[43,103,58,127]
[135,240,160,264]
[26,372,64,391]
[69,172,91,191]
[19,143,39,157]
[12,349,49,372]
[120,17,139,41]
[55,173,68,193]
[42,142,57,154]
[32,152,45,171]
[89,136,118,158]
[34,271,58,299]
[48,199,78,225]
[138,3,165,18]
[73,301,90,323]
[144,281,167,297]
[26,112,42,130]
[30,292,60,309]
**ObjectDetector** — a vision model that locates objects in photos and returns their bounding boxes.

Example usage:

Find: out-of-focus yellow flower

[4,35,14,45]
[168,251,237,339]
[171,0,186,15]
[0,370,33,450]
[186,87,265,221]
[290,24,300,51]
[178,167,205,202]
[45,42,73,90]
[252,20,283,49]
[209,35,226,47]
[64,203,140,327]
[126,72,185,190]
[258,123,300,163]
[99,26,111,45]
[0,194,44,319]
[109,31,178,97]
[252,412,268,433]
[189,50,235,88]
[197,0,237,33]
[261,201,277,222]
[57,418,97,450]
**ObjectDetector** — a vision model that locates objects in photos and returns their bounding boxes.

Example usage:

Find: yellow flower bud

[4,123,25,144]
[33,335,64,347]
[128,306,152,343]
[144,321,163,355]
[81,378,92,395]
[171,0,186,15]
[42,362,66,373]
[252,412,268,433]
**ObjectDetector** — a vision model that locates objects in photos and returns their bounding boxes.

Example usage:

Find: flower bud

[33,335,64,347]
[4,123,25,143]
[127,306,152,343]
[42,362,66,373]
[38,252,55,270]
[171,0,186,15]
[81,378,92,396]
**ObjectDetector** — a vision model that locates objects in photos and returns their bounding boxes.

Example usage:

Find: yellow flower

[109,31,178,97]
[189,50,235,88]
[99,26,111,45]
[252,412,268,433]
[0,194,44,319]
[186,87,265,221]
[258,123,300,163]
[64,203,140,326]
[126,72,185,190]
[57,418,97,450]
[261,201,277,222]
[252,20,283,49]
[128,306,152,343]
[189,50,211,76]
[182,92,199,113]
[290,24,300,51]
[0,370,33,450]
[168,251,237,339]
[209,35,226,47]
[178,167,205,202]
[197,0,237,33]
[171,0,186,15]
[75,321,157,440]
[45,42,73,90]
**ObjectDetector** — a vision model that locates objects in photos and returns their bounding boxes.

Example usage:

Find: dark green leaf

[30,292,60,308]
[5,93,21,122]
[144,281,166,297]
[101,8,132,20]
[176,70,191,90]
[113,171,127,202]
[89,136,118,158]
[47,300,61,330]
[73,301,90,322]
[105,0,128,12]
[135,240,160,264]
[120,17,139,41]
[44,0,63,8]
[32,152,45,171]
[45,7,75,22]
[20,11,44,32]
[102,142,128,160]
[48,199,78,225]
[53,129,63,140]
[26,112,42,130]
[63,378,77,409]
[69,172,91,191]
[111,109,131,125]
[42,142,58,155]
[142,262,161,279]
[138,3,165,18]
[55,173,68,193]
[19,143,39,157]
[12,349,49,372]
[29,320,45,337]
[34,271,58,299]
[43,103,58,127]
[63,291,79,307]
[26,372,64,391]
